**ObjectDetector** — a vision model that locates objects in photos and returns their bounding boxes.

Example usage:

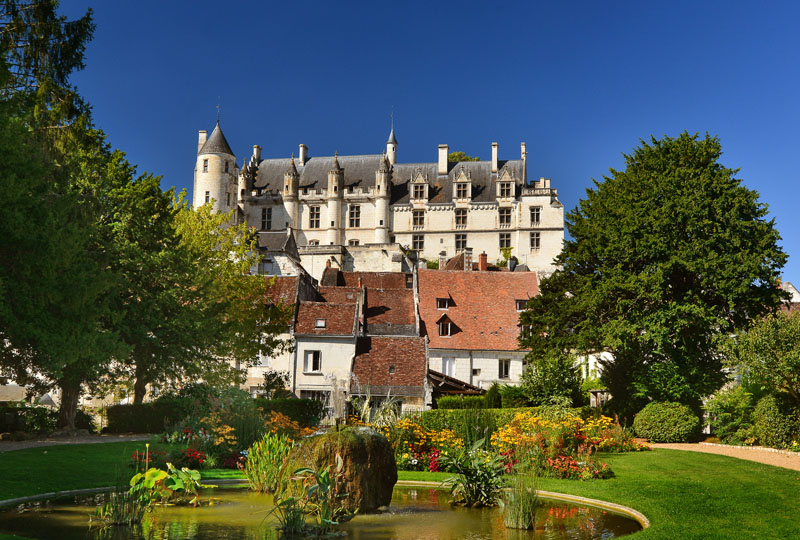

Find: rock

[283,426,397,513]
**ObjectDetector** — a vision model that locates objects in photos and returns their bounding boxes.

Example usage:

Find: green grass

[2,444,799,539]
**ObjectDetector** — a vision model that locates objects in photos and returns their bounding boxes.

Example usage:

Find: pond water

[0,486,642,540]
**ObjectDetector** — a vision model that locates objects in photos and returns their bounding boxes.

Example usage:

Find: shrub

[752,394,800,449]
[704,385,755,445]
[485,384,502,409]
[520,351,587,407]
[106,402,185,433]
[633,402,701,443]
[499,385,529,408]
[255,397,324,427]
[439,439,506,507]
[436,395,486,409]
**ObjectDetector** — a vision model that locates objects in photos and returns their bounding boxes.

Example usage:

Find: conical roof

[199,122,234,155]
[331,151,342,172]
[286,155,298,176]
[387,126,398,145]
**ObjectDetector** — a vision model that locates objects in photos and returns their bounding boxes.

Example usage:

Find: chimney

[478,251,488,272]
[357,276,363,288]
[326,259,332,269]
[438,250,447,270]
[464,247,473,271]
[438,144,449,175]
[491,142,499,173]
[253,145,261,161]
[521,142,527,183]
[197,130,208,155]
[299,144,308,166]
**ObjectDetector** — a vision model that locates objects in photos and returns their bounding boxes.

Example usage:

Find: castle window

[224,161,229,173]
[530,231,540,251]
[309,206,320,228]
[412,210,425,230]
[456,183,469,199]
[203,159,208,173]
[309,239,320,246]
[226,193,231,206]
[455,233,467,251]
[204,191,210,203]
[412,234,424,251]
[499,207,511,227]
[349,205,361,228]
[261,208,272,230]
[499,359,510,379]
[530,206,541,225]
[348,239,360,246]
[499,182,512,198]
[455,208,467,228]
[499,232,511,249]
[412,184,426,199]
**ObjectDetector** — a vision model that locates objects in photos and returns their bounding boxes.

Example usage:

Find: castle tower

[374,152,391,244]
[326,152,344,245]
[193,121,237,212]
[386,125,398,165]
[283,155,300,230]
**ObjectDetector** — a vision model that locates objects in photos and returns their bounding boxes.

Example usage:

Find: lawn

[1,444,798,539]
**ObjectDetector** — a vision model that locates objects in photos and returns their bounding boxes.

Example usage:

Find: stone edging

[1,479,649,532]
[698,442,800,457]
[394,480,650,529]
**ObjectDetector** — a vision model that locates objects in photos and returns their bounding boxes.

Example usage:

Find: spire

[387,108,398,145]
[286,153,298,176]
[331,151,342,172]
[199,121,234,156]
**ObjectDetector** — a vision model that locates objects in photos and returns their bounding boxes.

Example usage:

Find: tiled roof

[341,271,411,289]
[295,302,356,335]
[352,336,427,389]
[267,276,299,305]
[365,288,416,335]
[417,269,539,351]
[318,286,361,304]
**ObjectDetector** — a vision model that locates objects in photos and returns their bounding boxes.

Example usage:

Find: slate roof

[365,288,416,336]
[252,153,527,205]
[352,336,427,391]
[295,302,357,335]
[417,269,539,351]
[199,122,234,155]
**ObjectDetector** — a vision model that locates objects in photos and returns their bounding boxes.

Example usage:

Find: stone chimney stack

[491,142,499,173]
[197,130,208,155]
[438,144,449,175]
[438,251,447,270]
[521,142,527,183]
[478,251,488,272]
[253,145,261,161]
[299,144,308,166]
[464,247,473,271]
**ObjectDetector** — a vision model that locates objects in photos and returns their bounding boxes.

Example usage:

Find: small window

[520,324,532,337]
[309,240,320,246]
[388,365,395,374]
[405,274,413,288]
[240,188,245,197]
[516,299,526,311]
[261,208,272,230]
[499,232,511,249]
[413,184,426,199]
[472,368,481,376]
[348,239,360,246]
[499,207,511,227]
[530,206,541,225]
[499,359,510,379]
[204,191,210,203]
[203,159,208,173]
[379,219,384,226]
[413,210,425,229]
[499,182,512,198]
[305,350,322,373]
[412,234,424,251]
[530,231,540,251]
[309,206,320,228]
[331,220,335,227]
[349,205,361,228]
[333,185,338,193]
[455,234,467,251]
[436,298,449,310]
[455,208,467,227]
[224,161,229,173]
[438,321,451,336]
[456,183,469,199]
[315,319,326,328]
[226,192,231,206]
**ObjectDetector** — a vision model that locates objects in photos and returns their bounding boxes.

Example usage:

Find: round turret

[193,122,237,213]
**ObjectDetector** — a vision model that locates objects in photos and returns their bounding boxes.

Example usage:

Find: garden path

[0,433,149,453]
[650,442,800,471]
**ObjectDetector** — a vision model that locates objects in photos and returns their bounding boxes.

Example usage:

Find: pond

[0,486,642,540]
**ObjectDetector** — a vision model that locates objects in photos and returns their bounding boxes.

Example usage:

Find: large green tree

[520,132,787,415]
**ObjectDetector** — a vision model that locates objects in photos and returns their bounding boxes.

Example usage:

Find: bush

[241,432,293,492]
[106,402,186,433]
[255,398,324,428]
[704,385,754,445]
[436,396,486,409]
[499,385,529,408]
[633,402,701,443]
[520,351,587,407]
[752,394,800,449]
[485,384,502,409]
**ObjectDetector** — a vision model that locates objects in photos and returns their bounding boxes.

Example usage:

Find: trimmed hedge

[436,395,486,409]
[633,402,701,443]
[106,402,186,433]
[753,394,800,449]
[255,398,324,427]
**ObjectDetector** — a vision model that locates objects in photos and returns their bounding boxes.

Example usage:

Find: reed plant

[241,432,293,492]
[502,457,538,529]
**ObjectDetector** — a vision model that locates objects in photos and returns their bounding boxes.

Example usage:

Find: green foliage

[502,457,538,529]
[499,385,530,408]
[255,397,324,428]
[485,384,502,409]
[633,402,701,443]
[426,260,439,269]
[241,432,294,493]
[752,394,800,449]
[256,369,292,399]
[90,490,147,528]
[704,385,755,444]
[520,351,587,407]
[448,151,480,162]
[439,438,505,507]
[519,132,788,411]
[420,406,587,436]
[436,395,486,409]
[728,311,800,409]
[106,402,186,433]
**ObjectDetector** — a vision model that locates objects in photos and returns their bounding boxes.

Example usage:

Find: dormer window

[516,299,527,311]
[456,183,469,199]
[413,184,426,199]
[439,321,452,336]
[499,182,513,198]
[437,298,449,310]
[315,319,326,329]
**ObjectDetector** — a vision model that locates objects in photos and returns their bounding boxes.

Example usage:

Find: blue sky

[60,0,800,281]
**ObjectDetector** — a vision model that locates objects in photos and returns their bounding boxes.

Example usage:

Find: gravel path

[0,433,150,453]
[650,442,800,471]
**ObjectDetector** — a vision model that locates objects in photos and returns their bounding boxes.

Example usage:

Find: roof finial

[216,96,220,123]
[290,152,295,164]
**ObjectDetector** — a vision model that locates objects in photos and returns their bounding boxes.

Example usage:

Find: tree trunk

[133,361,148,404]
[57,377,81,431]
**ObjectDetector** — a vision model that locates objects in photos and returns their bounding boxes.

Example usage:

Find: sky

[59,0,800,281]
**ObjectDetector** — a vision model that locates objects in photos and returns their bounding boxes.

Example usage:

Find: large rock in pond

[283,426,397,512]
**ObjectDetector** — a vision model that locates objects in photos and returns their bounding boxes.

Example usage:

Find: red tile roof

[266,276,298,306]
[318,286,361,304]
[352,336,427,388]
[417,269,539,351]
[365,288,416,327]
[341,272,411,289]
[295,302,357,335]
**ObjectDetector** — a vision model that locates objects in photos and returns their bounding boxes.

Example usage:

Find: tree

[448,151,480,162]
[727,311,800,408]
[520,132,787,414]
[520,351,586,407]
